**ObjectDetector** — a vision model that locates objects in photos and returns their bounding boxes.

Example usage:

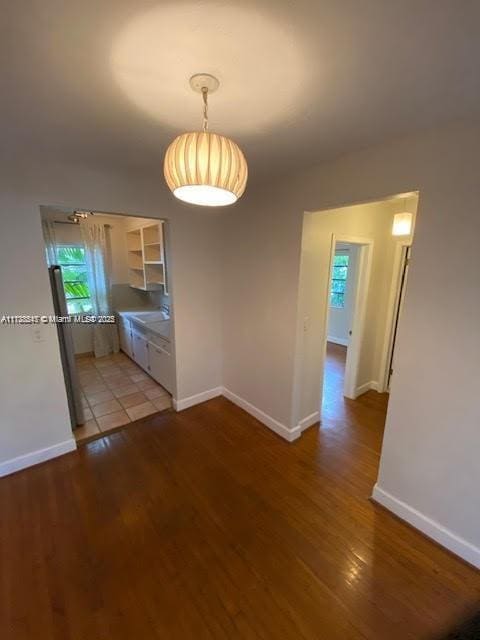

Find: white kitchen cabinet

[131,329,149,371]
[148,339,173,393]
[126,221,168,292]
[118,317,132,357]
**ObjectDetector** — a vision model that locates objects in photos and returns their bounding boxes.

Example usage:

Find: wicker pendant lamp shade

[163,74,248,207]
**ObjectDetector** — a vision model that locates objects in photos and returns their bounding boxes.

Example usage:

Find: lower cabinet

[131,329,149,371]
[148,339,173,393]
[118,317,132,357]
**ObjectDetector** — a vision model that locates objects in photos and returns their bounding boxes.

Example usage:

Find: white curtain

[80,222,119,358]
[42,217,58,266]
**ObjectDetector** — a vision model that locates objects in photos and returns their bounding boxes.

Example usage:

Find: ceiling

[3,0,480,185]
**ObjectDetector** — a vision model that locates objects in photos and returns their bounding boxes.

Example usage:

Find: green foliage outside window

[57,245,93,314]
[330,253,349,308]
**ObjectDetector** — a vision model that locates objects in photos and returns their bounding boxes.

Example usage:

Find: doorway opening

[40,207,175,444]
[319,195,418,424]
[293,191,419,435]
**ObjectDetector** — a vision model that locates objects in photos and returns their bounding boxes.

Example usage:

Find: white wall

[327,245,358,347]
[0,157,223,472]
[223,119,480,565]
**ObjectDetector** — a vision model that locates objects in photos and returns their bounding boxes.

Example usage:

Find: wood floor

[1,358,479,638]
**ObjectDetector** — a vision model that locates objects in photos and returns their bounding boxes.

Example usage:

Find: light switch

[32,326,46,343]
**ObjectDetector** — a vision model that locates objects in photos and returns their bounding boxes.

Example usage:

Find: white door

[387,245,411,389]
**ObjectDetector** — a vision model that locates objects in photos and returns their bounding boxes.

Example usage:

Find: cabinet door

[118,319,132,357]
[132,330,149,371]
[148,340,173,393]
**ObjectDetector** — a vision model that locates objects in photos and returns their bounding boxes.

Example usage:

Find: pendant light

[164,74,248,207]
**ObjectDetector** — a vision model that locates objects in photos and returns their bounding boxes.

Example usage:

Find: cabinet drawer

[149,334,170,355]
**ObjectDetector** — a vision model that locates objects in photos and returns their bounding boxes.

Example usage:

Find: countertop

[116,308,171,342]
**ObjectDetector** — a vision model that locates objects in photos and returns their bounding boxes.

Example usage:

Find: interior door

[387,245,411,390]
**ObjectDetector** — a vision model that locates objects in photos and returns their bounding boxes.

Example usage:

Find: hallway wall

[223,119,480,566]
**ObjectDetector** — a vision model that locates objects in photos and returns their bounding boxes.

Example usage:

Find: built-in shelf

[126,221,168,293]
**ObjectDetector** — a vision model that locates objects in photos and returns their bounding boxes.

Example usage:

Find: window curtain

[80,222,119,358]
[42,217,58,266]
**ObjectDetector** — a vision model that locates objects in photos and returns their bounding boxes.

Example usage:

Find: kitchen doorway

[40,207,175,444]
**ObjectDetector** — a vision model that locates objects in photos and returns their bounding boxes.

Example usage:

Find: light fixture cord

[202,87,209,132]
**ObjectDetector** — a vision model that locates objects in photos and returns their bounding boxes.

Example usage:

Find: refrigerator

[48,265,85,429]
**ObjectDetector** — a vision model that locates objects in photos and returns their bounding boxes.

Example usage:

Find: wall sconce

[392,212,413,236]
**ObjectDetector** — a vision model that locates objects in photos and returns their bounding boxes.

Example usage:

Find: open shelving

[126,221,168,292]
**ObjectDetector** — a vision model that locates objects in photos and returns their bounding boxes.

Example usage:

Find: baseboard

[327,336,349,347]
[222,388,301,442]
[173,387,223,411]
[0,438,77,478]
[297,411,320,432]
[355,380,379,397]
[372,484,480,569]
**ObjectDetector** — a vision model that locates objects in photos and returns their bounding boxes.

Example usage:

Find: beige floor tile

[97,410,131,432]
[82,407,93,421]
[152,396,172,412]
[77,365,96,374]
[144,386,169,400]
[136,378,157,391]
[81,396,90,409]
[120,363,143,376]
[82,382,108,395]
[99,366,123,377]
[94,359,116,369]
[112,384,140,398]
[126,401,157,421]
[86,389,115,406]
[129,372,149,383]
[74,420,100,441]
[105,376,133,389]
[119,391,148,409]
[92,398,122,418]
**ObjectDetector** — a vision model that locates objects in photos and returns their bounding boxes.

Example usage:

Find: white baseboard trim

[297,411,320,432]
[327,336,349,347]
[173,387,223,412]
[222,387,301,442]
[355,380,379,397]
[0,438,77,478]
[372,484,480,569]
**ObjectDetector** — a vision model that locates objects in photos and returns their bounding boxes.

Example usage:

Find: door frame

[323,234,374,401]
[379,241,412,391]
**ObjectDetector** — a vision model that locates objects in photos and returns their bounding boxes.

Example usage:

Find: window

[56,245,93,314]
[330,253,349,308]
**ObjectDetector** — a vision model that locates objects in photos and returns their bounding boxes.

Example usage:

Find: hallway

[322,341,389,433]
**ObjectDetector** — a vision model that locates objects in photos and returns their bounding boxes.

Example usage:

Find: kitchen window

[330,253,349,308]
[56,244,94,314]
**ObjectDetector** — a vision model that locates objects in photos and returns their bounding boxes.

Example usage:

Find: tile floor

[74,351,172,443]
